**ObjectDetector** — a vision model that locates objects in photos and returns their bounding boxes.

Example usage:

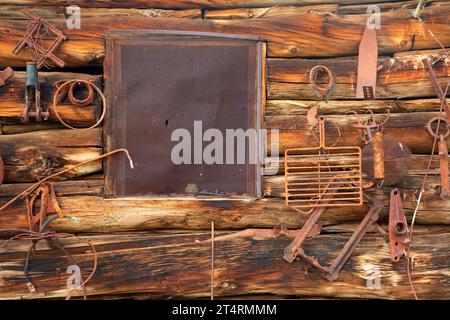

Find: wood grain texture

[0,6,449,67]
[0,146,101,183]
[0,229,448,299]
[0,6,201,20]
[0,1,414,9]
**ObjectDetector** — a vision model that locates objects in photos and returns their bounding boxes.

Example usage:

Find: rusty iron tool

[55,80,95,107]
[0,67,14,87]
[389,189,410,262]
[423,58,450,121]
[352,109,393,186]
[20,62,49,123]
[294,194,382,281]
[13,9,66,69]
[356,26,378,99]
[309,65,336,101]
[426,116,450,199]
[26,183,64,232]
[285,116,363,211]
[284,180,341,263]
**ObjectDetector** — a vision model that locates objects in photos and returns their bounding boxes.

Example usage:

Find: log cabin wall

[0,0,449,299]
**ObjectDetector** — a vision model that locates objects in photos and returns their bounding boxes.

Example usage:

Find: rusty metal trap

[284,117,363,212]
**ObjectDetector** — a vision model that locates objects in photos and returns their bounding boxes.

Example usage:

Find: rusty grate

[285,117,363,211]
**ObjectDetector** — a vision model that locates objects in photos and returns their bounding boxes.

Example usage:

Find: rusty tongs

[284,192,382,281]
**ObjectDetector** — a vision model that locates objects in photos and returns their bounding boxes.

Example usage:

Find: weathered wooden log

[1,182,448,232]
[0,229,448,299]
[0,179,103,198]
[0,146,101,183]
[204,1,448,18]
[204,4,339,19]
[0,1,418,9]
[267,50,450,99]
[0,72,101,124]
[265,98,446,116]
[268,79,449,100]
[338,0,449,14]
[268,112,450,154]
[268,50,449,85]
[0,6,201,20]
[0,128,101,147]
[0,6,449,67]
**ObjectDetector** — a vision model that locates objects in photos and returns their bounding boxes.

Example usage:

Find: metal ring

[309,65,336,101]
[68,81,94,107]
[52,80,106,130]
[426,116,450,139]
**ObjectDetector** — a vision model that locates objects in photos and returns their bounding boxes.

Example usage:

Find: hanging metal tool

[55,80,95,107]
[352,110,412,186]
[284,193,382,281]
[26,182,64,232]
[20,62,49,123]
[13,9,66,69]
[426,117,450,199]
[285,116,363,210]
[423,58,450,121]
[0,67,14,87]
[309,66,336,101]
[356,26,378,99]
[389,189,410,262]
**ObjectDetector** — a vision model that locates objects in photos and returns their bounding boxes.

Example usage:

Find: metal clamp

[389,189,410,262]
[20,62,49,123]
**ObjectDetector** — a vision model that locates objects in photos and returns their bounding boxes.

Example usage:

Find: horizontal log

[265,98,445,116]
[0,229,448,299]
[0,146,101,183]
[204,5,339,19]
[267,49,450,99]
[0,6,201,20]
[1,182,448,233]
[205,1,449,19]
[339,0,449,14]
[0,128,101,147]
[0,1,417,9]
[0,7,449,67]
[0,72,101,125]
[268,111,450,154]
[268,78,449,100]
[1,123,65,135]
[268,50,449,85]
[0,179,103,197]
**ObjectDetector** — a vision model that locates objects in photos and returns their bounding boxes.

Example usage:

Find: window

[104,30,265,197]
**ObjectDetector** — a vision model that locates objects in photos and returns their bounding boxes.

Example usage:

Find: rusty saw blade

[356,26,378,99]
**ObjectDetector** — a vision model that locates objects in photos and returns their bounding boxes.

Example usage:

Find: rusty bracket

[13,9,66,69]
[356,26,378,100]
[350,109,390,185]
[0,67,14,87]
[26,183,64,232]
[389,189,410,262]
[426,116,450,199]
[423,58,450,121]
[285,193,382,281]
[20,62,49,123]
